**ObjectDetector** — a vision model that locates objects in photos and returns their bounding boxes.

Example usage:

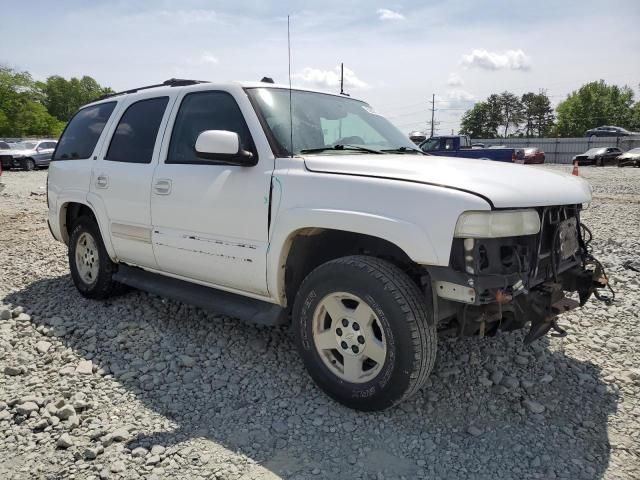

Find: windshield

[20,142,37,149]
[524,148,537,154]
[627,148,640,154]
[0,142,9,150]
[246,88,418,156]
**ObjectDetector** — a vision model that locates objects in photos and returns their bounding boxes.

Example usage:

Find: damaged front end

[427,205,612,344]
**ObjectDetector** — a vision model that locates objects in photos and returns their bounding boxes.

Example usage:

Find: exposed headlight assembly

[454,209,541,238]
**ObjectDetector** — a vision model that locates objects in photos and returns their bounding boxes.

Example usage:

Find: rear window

[53,102,116,160]
[106,97,169,164]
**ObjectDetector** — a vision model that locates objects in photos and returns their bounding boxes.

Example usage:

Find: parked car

[573,147,623,166]
[523,147,545,164]
[419,136,524,162]
[0,155,4,193]
[0,139,58,170]
[47,78,608,411]
[584,126,637,138]
[617,147,640,167]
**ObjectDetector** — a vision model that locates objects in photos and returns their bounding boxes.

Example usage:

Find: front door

[150,89,272,296]
[89,94,173,269]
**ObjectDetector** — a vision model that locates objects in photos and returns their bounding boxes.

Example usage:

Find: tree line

[460,81,640,138]
[0,65,113,138]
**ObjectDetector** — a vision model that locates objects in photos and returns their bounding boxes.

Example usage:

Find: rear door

[89,93,174,268]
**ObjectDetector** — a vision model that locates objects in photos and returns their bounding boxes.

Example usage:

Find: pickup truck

[420,135,524,163]
[47,79,608,411]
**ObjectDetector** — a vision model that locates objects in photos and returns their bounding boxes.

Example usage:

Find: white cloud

[199,52,219,65]
[461,49,531,71]
[447,72,464,86]
[438,89,476,109]
[294,66,369,90]
[377,8,405,20]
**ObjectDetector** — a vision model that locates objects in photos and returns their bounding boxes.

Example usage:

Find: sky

[2,0,639,134]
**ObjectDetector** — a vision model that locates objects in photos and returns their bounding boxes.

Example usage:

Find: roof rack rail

[97,78,209,100]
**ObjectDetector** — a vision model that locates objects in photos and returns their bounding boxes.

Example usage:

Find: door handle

[96,174,108,188]
[153,179,172,195]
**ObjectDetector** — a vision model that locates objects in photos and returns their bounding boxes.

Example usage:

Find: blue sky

[2,0,639,133]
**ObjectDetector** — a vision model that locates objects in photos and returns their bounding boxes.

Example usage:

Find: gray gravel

[1,166,639,479]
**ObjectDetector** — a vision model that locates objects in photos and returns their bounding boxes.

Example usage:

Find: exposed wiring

[580,223,616,305]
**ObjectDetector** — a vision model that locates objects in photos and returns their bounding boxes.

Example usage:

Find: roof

[88,78,362,108]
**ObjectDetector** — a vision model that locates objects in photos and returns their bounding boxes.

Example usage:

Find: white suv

[47,78,608,411]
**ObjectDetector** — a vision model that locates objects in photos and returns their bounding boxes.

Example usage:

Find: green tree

[521,91,554,137]
[498,91,524,137]
[629,101,640,131]
[0,65,63,137]
[484,94,503,137]
[555,80,636,136]
[37,75,113,122]
[460,102,492,138]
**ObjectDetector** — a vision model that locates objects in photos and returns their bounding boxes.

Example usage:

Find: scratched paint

[155,242,253,263]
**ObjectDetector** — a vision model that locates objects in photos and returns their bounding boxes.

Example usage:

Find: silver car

[0,139,58,170]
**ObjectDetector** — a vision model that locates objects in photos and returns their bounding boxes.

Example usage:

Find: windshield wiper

[299,144,384,154]
[381,147,426,154]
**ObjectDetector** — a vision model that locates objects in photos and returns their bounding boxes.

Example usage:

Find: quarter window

[53,102,116,160]
[167,91,254,164]
[106,97,169,164]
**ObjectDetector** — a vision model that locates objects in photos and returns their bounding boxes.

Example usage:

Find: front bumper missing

[426,215,611,343]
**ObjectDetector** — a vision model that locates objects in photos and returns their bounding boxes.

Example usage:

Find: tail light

[512,151,517,162]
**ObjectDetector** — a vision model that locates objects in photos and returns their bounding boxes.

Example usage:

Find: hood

[303,154,592,208]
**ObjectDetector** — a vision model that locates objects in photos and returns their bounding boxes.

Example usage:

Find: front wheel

[293,256,437,411]
[22,158,35,171]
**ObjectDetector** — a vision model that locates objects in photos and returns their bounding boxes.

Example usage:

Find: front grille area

[449,205,583,289]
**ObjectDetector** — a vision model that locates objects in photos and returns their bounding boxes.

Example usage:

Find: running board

[113,265,287,326]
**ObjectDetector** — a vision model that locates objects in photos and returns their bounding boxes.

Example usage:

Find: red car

[523,147,545,164]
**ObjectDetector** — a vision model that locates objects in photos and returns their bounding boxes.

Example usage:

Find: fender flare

[57,193,117,261]
[266,207,439,304]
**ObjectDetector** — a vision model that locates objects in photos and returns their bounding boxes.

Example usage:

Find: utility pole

[429,93,435,137]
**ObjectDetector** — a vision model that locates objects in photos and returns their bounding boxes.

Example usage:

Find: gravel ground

[1,165,639,480]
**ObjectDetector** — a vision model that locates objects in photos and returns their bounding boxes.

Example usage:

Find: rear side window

[167,91,254,164]
[53,102,116,160]
[106,97,169,164]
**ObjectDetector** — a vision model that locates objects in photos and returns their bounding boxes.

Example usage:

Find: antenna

[339,63,350,96]
[287,15,294,158]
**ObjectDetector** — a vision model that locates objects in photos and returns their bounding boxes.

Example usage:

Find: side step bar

[113,265,287,326]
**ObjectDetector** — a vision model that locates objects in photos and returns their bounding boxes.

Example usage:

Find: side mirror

[194,130,256,166]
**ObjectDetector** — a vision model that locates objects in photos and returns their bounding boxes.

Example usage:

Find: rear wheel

[293,255,437,411]
[68,216,121,299]
[22,158,35,171]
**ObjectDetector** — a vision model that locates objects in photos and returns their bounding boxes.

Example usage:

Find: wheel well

[283,228,423,308]
[63,202,96,240]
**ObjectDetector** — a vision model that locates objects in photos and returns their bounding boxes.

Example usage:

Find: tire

[22,158,35,171]
[68,216,120,299]
[293,255,437,411]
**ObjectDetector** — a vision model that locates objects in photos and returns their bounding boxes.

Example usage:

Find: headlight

[454,210,541,238]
